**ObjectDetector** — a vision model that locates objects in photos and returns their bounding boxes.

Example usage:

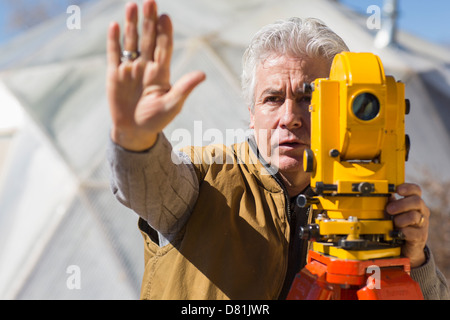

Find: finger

[165,71,206,110]
[396,183,422,197]
[398,225,428,245]
[393,210,426,228]
[386,194,425,216]
[140,0,158,61]
[124,2,139,53]
[154,14,173,69]
[107,22,122,69]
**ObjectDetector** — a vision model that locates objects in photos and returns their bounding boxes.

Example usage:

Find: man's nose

[279,99,302,129]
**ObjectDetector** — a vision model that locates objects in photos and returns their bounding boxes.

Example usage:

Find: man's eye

[299,96,312,104]
[264,96,284,104]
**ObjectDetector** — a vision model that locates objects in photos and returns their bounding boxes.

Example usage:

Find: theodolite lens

[352,93,380,121]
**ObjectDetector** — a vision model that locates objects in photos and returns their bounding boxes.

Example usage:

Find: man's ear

[249,107,255,129]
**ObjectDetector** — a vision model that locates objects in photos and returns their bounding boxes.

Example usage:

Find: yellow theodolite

[288,52,423,300]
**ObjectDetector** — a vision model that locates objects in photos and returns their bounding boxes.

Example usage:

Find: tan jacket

[138,140,292,299]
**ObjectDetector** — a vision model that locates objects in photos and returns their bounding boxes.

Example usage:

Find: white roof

[0,0,449,299]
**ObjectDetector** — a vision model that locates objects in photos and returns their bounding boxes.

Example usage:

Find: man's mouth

[279,142,301,147]
[278,139,307,149]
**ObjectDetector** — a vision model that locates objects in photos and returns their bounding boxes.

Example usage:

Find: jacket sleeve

[410,246,450,300]
[107,132,199,243]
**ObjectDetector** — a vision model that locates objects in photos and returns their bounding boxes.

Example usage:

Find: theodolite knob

[299,224,320,241]
[296,194,320,208]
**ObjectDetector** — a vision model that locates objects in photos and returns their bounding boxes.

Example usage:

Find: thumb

[165,71,206,111]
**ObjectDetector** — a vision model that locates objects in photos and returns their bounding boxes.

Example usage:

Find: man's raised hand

[107,0,205,151]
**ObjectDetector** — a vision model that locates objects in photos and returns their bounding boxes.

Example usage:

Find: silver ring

[121,50,140,62]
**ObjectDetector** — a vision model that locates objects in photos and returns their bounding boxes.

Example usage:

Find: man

[107,0,449,299]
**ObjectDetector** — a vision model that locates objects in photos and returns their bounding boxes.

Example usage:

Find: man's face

[250,54,329,179]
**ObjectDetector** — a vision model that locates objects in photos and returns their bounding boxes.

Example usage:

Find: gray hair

[241,17,349,111]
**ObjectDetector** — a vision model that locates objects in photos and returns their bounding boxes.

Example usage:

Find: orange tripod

[287,250,424,300]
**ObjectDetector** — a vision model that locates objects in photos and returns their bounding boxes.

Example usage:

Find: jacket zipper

[247,136,296,298]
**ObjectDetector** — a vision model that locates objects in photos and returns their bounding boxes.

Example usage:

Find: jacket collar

[233,135,285,194]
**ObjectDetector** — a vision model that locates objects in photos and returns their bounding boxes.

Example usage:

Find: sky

[0,0,91,45]
[0,0,449,47]
[340,0,450,46]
